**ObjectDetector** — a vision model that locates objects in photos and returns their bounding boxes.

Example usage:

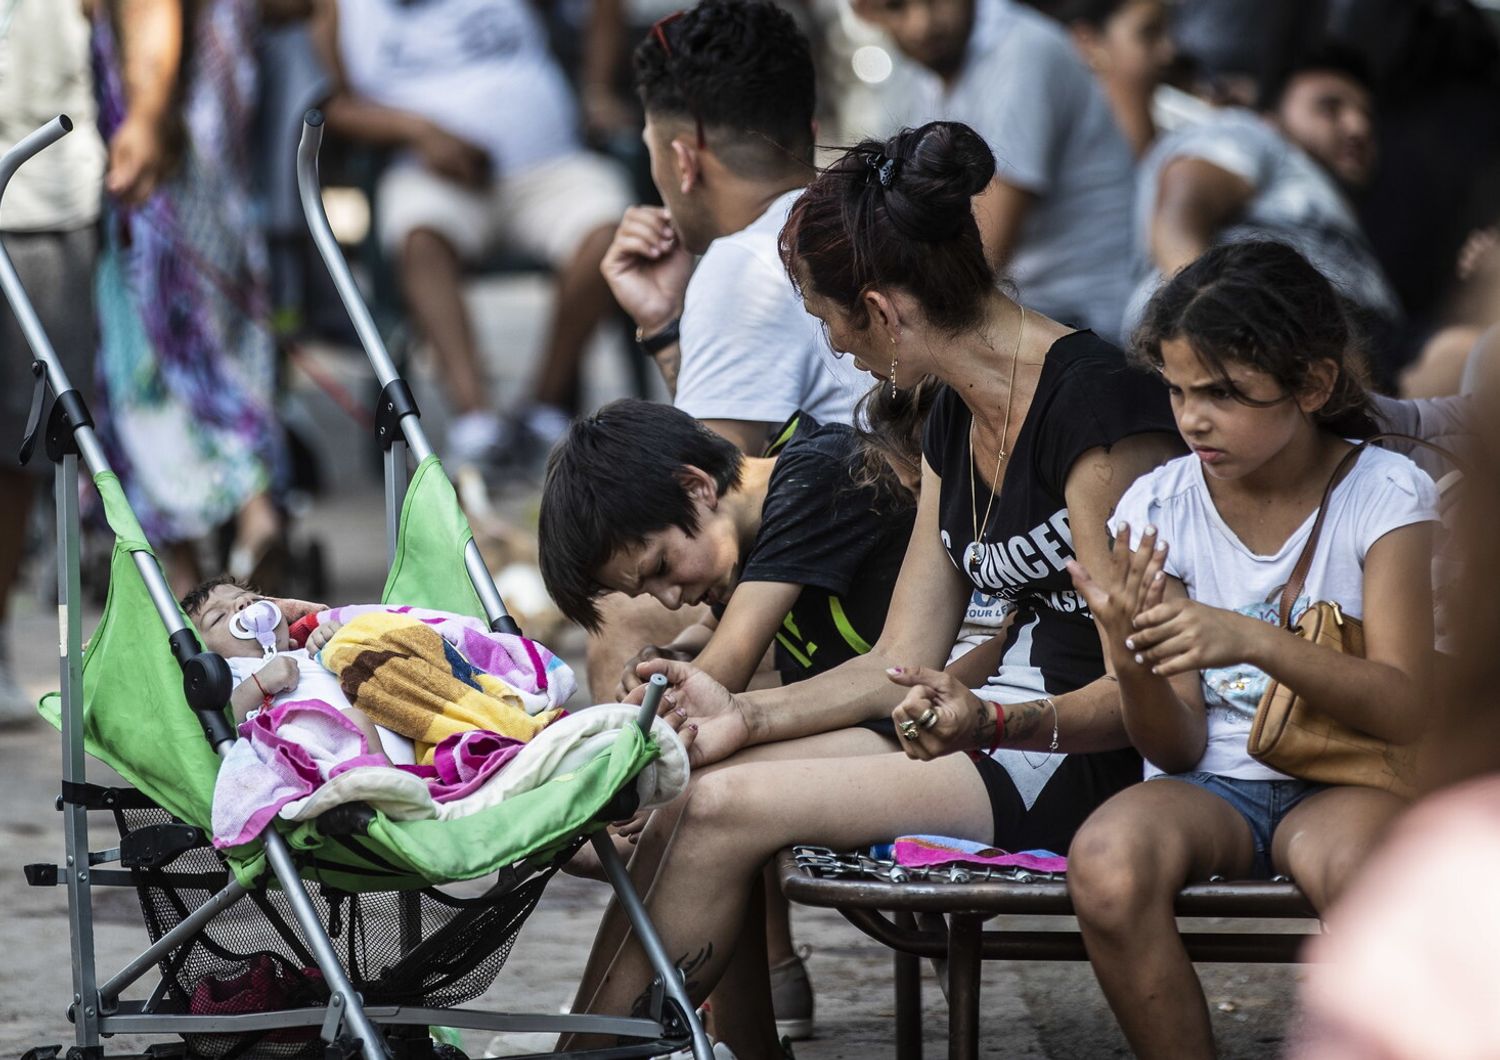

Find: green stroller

[7,113,712,1060]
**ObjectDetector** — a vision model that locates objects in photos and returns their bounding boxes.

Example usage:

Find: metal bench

[776,847,1318,1059]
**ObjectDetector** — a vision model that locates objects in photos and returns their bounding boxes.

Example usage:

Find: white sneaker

[0,651,37,728]
[445,411,504,470]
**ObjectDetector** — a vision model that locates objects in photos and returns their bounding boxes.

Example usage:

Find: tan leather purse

[1246,435,1454,799]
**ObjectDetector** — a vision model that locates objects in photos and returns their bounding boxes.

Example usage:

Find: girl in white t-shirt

[1063,241,1438,1060]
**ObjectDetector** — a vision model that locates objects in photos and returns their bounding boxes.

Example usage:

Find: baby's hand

[306,617,343,653]
[255,655,299,695]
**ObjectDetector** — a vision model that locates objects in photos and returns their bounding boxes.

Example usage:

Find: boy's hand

[600,205,692,336]
[255,655,300,695]
[616,644,695,701]
[306,618,343,654]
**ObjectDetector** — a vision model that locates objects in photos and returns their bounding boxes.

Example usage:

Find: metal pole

[636,674,667,734]
[590,835,713,1060]
[296,112,515,632]
[383,441,406,567]
[57,452,101,1048]
[98,878,251,1007]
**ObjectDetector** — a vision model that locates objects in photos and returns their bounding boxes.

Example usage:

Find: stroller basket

[115,802,561,1060]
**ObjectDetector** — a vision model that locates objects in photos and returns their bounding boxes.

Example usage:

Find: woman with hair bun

[569,122,1182,1049]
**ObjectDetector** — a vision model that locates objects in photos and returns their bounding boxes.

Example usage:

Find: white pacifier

[229,599,281,658]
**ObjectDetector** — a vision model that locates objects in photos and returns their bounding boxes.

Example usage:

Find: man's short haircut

[538,400,744,632]
[1258,41,1373,113]
[180,574,253,620]
[633,0,816,175]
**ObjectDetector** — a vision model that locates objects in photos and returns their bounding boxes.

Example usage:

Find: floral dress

[91,0,283,544]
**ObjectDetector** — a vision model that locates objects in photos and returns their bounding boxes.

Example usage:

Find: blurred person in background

[1291,357,1500,1060]
[1123,44,1401,380]
[0,0,106,725]
[1043,0,1176,157]
[311,0,631,471]
[853,0,1137,341]
[89,0,287,597]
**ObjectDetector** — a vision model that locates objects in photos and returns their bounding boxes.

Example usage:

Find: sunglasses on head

[651,10,707,149]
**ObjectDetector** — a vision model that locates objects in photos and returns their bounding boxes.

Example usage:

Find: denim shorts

[1150,771,1326,878]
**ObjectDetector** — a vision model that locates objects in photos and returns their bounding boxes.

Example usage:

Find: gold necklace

[966,306,1026,576]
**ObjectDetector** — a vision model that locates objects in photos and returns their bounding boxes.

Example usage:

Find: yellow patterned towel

[321,612,564,764]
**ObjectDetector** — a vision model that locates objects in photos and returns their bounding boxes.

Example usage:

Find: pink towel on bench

[894,835,1067,874]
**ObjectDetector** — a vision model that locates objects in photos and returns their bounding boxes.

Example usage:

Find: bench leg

[894,912,923,1060]
[947,914,982,1060]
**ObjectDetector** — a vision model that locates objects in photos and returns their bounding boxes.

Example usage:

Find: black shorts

[970,746,1142,853]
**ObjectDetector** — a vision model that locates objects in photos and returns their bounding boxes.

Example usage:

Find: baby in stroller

[181,575,415,765]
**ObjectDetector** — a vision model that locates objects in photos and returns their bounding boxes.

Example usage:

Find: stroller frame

[7,114,712,1060]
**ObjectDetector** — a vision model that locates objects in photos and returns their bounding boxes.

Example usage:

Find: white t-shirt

[676,189,867,428]
[227,650,416,766]
[875,0,1136,340]
[0,0,104,232]
[1109,446,1438,780]
[336,0,577,177]
[1125,109,1400,334]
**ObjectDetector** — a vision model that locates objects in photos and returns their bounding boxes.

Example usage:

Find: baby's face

[193,584,290,657]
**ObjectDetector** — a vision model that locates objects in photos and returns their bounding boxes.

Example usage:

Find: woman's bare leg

[1068,780,1257,1060]
[1270,786,1404,913]
[567,727,896,1023]
[575,749,994,1043]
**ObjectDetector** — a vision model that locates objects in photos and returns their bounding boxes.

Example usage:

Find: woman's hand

[1126,598,1268,678]
[628,658,750,767]
[105,114,170,206]
[616,644,695,701]
[885,666,997,761]
[1066,523,1169,670]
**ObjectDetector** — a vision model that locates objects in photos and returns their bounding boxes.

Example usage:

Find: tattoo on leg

[625,944,715,1020]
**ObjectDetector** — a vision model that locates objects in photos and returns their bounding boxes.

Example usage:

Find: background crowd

[3,0,1500,1057]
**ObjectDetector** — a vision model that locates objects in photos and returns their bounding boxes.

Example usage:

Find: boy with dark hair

[601,0,864,455]
[540,400,913,697]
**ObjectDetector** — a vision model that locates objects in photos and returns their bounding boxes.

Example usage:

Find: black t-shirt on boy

[739,413,916,685]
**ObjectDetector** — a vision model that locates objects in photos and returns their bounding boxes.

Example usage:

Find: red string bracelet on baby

[250,672,273,713]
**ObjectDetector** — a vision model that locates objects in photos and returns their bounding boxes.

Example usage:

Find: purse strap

[1275,432,1459,629]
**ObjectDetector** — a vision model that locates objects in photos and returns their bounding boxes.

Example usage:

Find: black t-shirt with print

[737,413,916,685]
[924,330,1177,698]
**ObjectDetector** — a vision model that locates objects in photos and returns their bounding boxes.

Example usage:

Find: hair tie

[863,151,900,190]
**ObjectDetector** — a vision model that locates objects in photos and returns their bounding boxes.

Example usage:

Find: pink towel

[894,835,1068,874]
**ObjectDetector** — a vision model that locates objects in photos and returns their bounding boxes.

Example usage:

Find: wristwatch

[635,316,681,356]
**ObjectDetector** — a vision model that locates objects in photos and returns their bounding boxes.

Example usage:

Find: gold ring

[898,720,920,741]
[918,708,939,730]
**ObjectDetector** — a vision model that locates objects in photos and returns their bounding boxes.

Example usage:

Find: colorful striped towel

[893,835,1067,874]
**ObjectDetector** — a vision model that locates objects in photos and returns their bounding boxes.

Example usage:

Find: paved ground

[0,278,1305,1058]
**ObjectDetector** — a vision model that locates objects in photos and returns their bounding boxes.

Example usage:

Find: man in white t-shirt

[599,0,865,457]
[0,0,105,725]
[1125,46,1402,380]
[312,0,631,467]
[854,0,1137,340]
